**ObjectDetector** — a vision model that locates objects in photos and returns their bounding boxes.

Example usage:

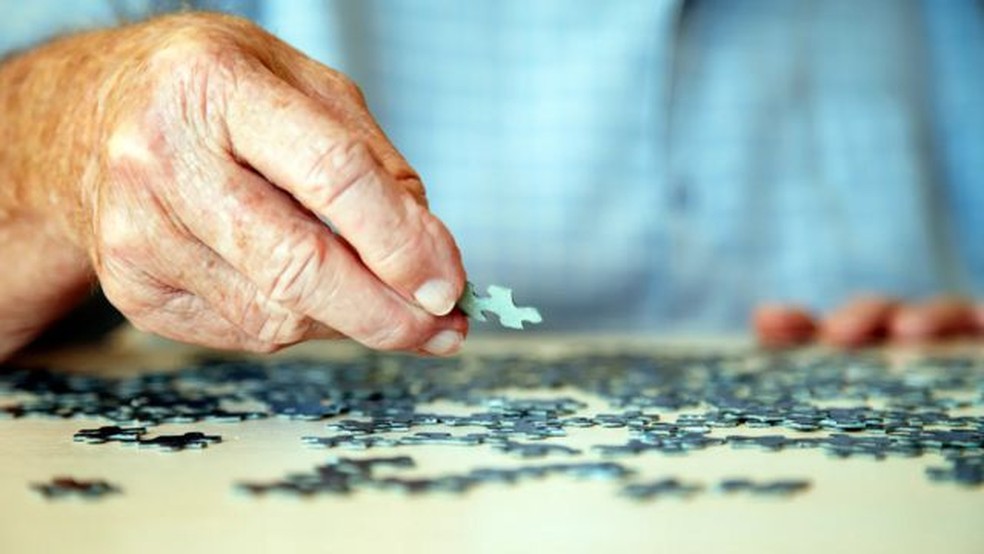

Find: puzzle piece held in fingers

[457,283,542,330]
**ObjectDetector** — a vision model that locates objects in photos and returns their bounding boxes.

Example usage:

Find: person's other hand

[46,14,467,355]
[753,295,984,348]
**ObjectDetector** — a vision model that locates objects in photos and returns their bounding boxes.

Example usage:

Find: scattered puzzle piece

[621,478,703,500]
[32,477,121,500]
[74,426,221,452]
[2,350,983,500]
[717,478,812,496]
[457,282,542,329]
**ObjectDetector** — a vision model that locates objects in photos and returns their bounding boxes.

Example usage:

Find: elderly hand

[0,13,467,356]
[753,295,984,348]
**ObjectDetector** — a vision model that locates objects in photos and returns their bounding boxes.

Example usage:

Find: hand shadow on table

[21,288,125,353]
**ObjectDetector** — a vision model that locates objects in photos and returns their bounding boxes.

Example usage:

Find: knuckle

[321,69,366,103]
[104,121,164,174]
[336,74,367,105]
[421,213,453,249]
[138,18,255,133]
[253,310,309,345]
[368,211,460,290]
[371,223,426,275]
[400,176,428,206]
[147,16,245,69]
[308,139,378,210]
[264,232,327,305]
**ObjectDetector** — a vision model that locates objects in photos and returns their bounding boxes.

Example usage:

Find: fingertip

[888,297,976,342]
[447,309,470,337]
[421,329,463,356]
[416,312,469,357]
[414,279,458,316]
[409,213,467,316]
[821,318,877,348]
[752,304,804,332]
[752,304,817,348]
[820,296,898,348]
[888,305,933,342]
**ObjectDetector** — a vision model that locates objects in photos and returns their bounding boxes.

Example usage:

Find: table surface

[1,330,981,554]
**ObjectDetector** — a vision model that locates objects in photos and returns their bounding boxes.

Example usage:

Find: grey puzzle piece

[457,282,543,329]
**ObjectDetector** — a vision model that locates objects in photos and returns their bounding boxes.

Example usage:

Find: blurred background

[2,0,983,333]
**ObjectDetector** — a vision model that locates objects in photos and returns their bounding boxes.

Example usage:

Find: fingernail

[414,279,457,316]
[422,330,462,356]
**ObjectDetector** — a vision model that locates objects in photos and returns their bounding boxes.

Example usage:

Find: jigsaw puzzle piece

[457,282,542,329]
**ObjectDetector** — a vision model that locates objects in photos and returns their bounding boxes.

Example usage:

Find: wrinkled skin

[0,13,467,359]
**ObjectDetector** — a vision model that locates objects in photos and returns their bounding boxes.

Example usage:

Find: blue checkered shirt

[3,0,982,331]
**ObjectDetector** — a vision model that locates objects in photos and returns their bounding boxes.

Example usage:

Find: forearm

[0,29,129,358]
[0,215,92,357]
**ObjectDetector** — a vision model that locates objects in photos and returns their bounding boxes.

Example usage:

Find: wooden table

[1,330,981,554]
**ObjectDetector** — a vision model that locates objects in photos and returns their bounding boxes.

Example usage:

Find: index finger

[224,65,465,316]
